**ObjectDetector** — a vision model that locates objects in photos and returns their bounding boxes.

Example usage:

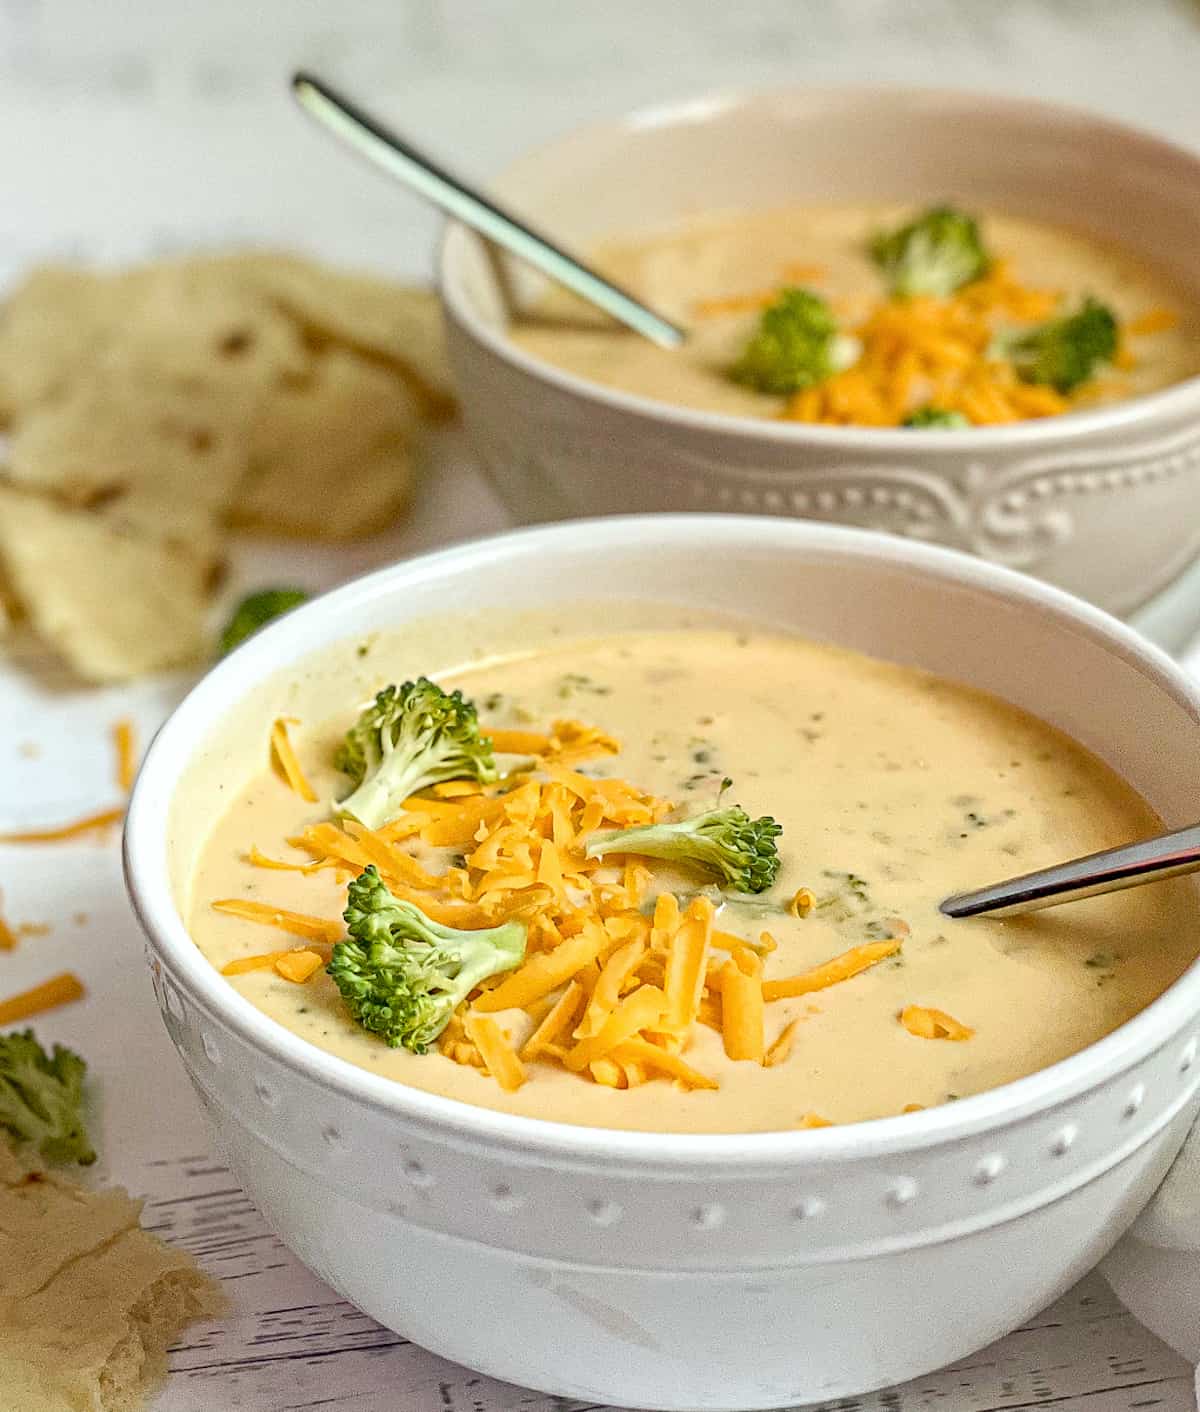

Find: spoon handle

[940,821,1200,919]
[291,72,686,350]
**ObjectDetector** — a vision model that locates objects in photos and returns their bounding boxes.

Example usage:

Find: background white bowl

[440,86,1200,621]
[126,516,1200,1410]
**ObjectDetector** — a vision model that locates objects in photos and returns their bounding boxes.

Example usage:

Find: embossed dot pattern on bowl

[791,1197,826,1222]
[886,1178,918,1208]
[403,1158,434,1188]
[490,1184,523,1213]
[1123,1084,1146,1119]
[973,1154,1007,1187]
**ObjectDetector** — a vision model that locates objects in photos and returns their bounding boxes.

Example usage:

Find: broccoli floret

[730,288,859,395]
[334,678,498,828]
[870,206,989,298]
[328,866,526,1051]
[0,1030,95,1165]
[585,804,782,894]
[219,588,309,656]
[903,405,970,429]
[995,297,1118,393]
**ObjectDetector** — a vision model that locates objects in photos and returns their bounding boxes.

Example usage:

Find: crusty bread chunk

[0,1141,225,1411]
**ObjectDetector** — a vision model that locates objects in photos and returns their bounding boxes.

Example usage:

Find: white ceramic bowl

[440,86,1200,621]
[125,516,1200,1410]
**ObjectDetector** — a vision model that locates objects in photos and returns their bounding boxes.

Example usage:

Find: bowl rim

[125,514,1200,1167]
[437,80,1200,451]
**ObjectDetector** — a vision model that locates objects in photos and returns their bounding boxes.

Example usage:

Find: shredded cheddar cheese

[245,845,330,875]
[271,717,317,803]
[763,1018,800,1069]
[112,718,137,793]
[520,979,584,1060]
[718,946,765,1062]
[226,711,909,1107]
[222,949,292,975]
[707,259,1093,427]
[211,899,342,944]
[273,949,326,983]
[0,896,16,952]
[763,939,900,1001]
[1129,307,1178,335]
[465,1011,526,1091]
[610,1038,718,1090]
[693,289,782,319]
[787,887,816,918]
[0,971,85,1024]
[564,985,666,1071]
[0,806,124,844]
[900,1004,975,1041]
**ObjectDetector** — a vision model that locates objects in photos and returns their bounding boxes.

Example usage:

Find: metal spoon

[940,821,1200,919]
[291,71,686,349]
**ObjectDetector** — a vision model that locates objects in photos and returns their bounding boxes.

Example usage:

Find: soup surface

[509,204,1200,423]
[187,629,1198,1133]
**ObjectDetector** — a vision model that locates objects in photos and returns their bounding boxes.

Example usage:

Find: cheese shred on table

[0,971,86,1024]
[0,806,125,844]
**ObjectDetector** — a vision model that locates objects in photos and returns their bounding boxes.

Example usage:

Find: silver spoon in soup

[291,71,686,350]
[941,820,1200,919]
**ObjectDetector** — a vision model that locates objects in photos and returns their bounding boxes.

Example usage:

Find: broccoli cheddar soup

[510,204,1200,427]
[186,628,1199,1134]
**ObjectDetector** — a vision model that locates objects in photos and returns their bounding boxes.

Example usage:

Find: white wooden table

[3,3,1200,1406]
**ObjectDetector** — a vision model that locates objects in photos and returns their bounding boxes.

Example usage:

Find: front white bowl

[126,517,1200,1409]
[440,86,1200,620]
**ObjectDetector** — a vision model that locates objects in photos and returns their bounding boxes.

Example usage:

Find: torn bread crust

[0,1142,225,1412]
[0,485,221,683]
[3,264,310,512]
[233,345,423,539]
[0,250,457,677]
[193,250,457,419]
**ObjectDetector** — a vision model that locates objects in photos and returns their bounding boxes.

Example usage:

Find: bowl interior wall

[446,89,1200,329]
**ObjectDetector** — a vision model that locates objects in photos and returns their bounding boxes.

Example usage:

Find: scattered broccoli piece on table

[585,804,782,894]
[328,866,527,1052]
[903,405,971,429]
[994,297,1118,392]
[219,588,309,655]
[0,1029,95,1165]
[870,206,990,298]
[730,288,859,394]
[334,678,497,829]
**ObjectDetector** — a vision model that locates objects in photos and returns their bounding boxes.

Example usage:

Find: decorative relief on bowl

[673,423,1200,574]
[470,410,1200,590]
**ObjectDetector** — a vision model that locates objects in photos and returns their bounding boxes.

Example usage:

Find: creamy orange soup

[510,205,1200,424]
[186,628,1197,1133]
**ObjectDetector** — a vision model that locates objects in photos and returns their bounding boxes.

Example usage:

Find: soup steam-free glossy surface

[188,630,1197,1133]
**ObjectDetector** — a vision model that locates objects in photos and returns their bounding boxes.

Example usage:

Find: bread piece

[202,250,457,417]
[0,1145,225,1412]
[0,266,135,424]
[4,263,310,513]
[0,486,220,682]
[232,345,422,538]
